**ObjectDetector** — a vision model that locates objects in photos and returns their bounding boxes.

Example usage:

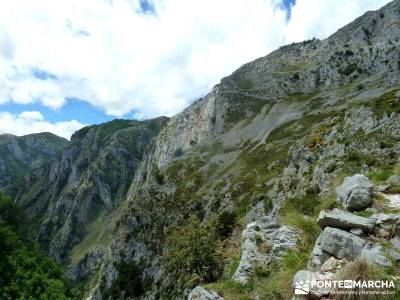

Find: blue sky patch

[32,68,58,80]
[282,0,296,19]
[139,0,156,15]
[76,30,90,37]
[0,99,120,125]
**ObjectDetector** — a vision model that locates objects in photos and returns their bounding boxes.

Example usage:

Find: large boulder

[336,174,373,211]
[317,208,375,232]
[188,286,223,300]
[319,227,366,260]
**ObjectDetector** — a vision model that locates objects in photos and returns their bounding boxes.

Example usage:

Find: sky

[0,0,392,139]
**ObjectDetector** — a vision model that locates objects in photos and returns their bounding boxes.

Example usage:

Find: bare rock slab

[319,227,366,260]
[317,208,375,231]
[188,286,223,300]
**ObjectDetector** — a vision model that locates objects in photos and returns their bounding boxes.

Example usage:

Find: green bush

[163,216,225,287]
[152,165,165,185]
[339,63,358,76]
[217,211,237,239]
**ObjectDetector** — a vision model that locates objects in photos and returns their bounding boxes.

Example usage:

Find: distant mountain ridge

[2,1,400,299]
[0,132,68,194]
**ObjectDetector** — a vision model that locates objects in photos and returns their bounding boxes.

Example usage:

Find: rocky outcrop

[319,227,366,260]
[296,173,400,298]
[336,174,373,211]
[188,286,223,300]
[317,208,375,231]
[67,249,104,282]
[232,217,298,284]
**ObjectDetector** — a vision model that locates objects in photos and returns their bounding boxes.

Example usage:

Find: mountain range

[1,1,400,299]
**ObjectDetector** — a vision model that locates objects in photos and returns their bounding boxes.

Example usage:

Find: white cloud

[0,0,393,124]
[0,111,86,139]
[285,0,392,42]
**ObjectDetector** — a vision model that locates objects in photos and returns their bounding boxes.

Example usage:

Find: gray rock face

[309,234,332,268]
[188,286,223,300]
[336,174,373,211]
[232,222,264,284]
[317,208,375,231]
[67,249,104,282]
[14,118,168,270]
[319,227,366,260]
[232,219,298,284]
[349,228,364,236]
[0,133,68,192]
[361,243,392,267]
[391,236,400,250]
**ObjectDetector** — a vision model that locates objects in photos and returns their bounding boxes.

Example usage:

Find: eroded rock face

[309,234,332,268]
[67,249,104,282]
[188,286,223,300]
[317,208,375,231]
[319,227,366,260]
[14,118,168,269]
[232,218,298,284]
[336,174,373,211]
[361,243,392,267]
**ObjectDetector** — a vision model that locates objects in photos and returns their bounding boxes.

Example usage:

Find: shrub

[344,49,355,56]
[152,165,165,185]
[356,84,365,91]
[255,265,271,278]
[163,216,225,287]
[340,63,358,76]
[346,150,362,163]
[217,211,237,239]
